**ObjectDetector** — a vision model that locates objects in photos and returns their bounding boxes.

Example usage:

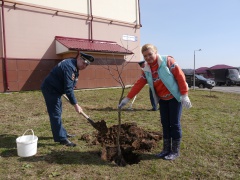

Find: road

[195,86,240,94]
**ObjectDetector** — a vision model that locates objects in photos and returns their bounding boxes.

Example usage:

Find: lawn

[0,86,239,179]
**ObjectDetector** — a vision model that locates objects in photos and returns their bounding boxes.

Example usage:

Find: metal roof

[209,64,237,70]
[195,65,238,73]
[195,67,208,74]
[55,36,133,55]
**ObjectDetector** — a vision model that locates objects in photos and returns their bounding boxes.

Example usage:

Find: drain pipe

[1,1,9,91]
[138,0,142,27]
[89,0,93,41]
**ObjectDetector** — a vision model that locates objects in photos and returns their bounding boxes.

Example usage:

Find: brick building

[0,0,142,92]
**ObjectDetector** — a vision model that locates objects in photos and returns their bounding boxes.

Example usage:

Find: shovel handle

[62,95,106,133]
[63,94,70,101]
[80,111,89,119]
[63,95,90,119]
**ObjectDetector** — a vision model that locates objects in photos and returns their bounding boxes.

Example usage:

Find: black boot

[60,139,76,147]
[156,139,171,158]
[67,133,76,138]
[164,139,180,160]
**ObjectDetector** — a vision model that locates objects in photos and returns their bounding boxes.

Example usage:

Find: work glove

[118,97,130,109]
[181,95,192,109]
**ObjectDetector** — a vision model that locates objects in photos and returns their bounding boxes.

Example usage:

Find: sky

[140,0,240,69]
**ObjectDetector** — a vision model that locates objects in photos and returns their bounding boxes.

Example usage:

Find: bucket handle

[19,129,35,142]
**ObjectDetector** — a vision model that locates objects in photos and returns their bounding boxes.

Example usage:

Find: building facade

[0,0,142,92]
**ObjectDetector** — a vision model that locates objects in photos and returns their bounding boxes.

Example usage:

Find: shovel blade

[87,118,108,134]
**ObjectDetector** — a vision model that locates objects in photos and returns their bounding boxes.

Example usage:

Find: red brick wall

[0,58,141,92]
[0,59,4,92]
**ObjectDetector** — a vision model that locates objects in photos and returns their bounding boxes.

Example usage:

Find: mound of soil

[81,122,162,166]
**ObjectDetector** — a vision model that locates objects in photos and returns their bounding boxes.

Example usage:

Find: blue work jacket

[42,58,79,105]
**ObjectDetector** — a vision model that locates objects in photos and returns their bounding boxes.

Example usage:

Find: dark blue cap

[80,52,94,64]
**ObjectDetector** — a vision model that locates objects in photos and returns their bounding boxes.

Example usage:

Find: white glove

[181,95,192,109]
[118,97,130,109]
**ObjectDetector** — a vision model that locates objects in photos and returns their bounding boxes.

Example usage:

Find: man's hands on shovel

[74,104,83,114]
[63,94,108,133]
[62,95,83,113]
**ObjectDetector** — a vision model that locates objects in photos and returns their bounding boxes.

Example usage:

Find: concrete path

[194,86,240,94]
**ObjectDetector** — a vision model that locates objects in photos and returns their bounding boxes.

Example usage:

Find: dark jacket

[41,58,79,104]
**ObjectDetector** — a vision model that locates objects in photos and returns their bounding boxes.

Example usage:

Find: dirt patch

[81,122,162,166]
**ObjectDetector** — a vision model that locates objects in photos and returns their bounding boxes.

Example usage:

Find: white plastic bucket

[16,129,38,157]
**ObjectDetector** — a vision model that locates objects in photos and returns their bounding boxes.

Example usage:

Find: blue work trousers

[41,86,67,142]
[159,98,182,140]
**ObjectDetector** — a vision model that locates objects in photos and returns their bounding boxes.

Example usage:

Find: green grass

[0,86,239,179]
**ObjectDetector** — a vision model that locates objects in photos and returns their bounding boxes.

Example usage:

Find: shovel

[63,95,108,134]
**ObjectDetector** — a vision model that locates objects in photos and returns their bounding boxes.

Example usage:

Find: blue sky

[140,0,240,69]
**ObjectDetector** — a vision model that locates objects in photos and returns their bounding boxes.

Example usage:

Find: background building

[0,0,142,92]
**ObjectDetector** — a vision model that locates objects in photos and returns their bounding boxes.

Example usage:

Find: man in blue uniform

[41,52,94,147]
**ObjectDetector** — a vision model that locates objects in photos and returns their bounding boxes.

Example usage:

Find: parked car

[185,74,215,89]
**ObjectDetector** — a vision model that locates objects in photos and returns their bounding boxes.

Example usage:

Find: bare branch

[96,39,138,164]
